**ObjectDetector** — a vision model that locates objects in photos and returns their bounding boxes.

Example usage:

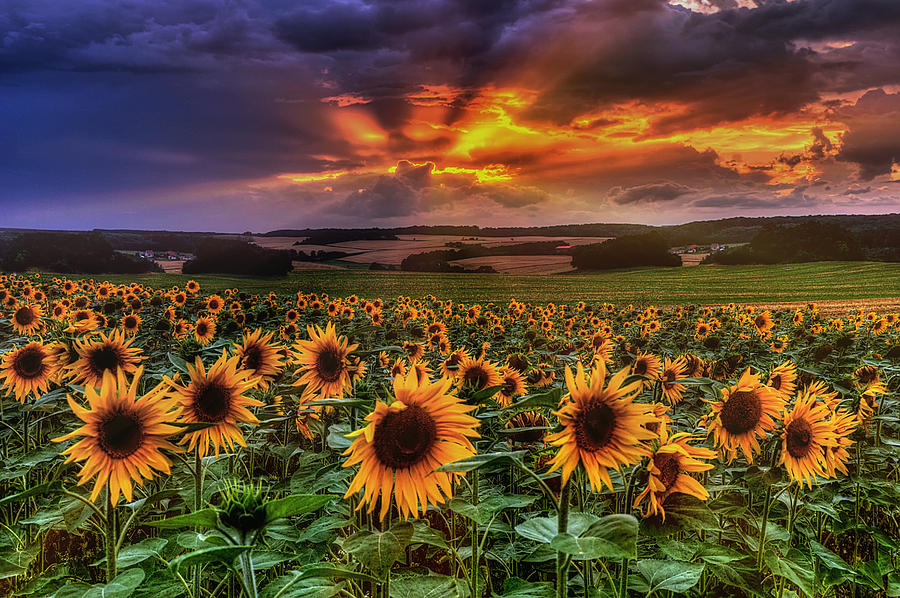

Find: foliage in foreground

[0,272,897,598]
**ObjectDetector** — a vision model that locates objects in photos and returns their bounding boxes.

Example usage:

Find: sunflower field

[0,273,898,598]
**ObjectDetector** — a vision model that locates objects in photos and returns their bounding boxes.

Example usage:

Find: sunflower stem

[756,484,773,571]
[471,469,480,598]
[193,447,204,598]
[104,489,117,583]
[556,480,570,598]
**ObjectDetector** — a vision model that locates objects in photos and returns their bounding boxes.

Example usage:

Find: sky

[2,0,900,232]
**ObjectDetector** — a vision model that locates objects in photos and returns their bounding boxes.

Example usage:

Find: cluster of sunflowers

[0,272,897,597]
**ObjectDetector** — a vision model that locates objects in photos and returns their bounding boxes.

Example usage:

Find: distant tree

[703,221,866,264]
[183,238,292,276]
[0,232,161,274]
[569,233,680,270]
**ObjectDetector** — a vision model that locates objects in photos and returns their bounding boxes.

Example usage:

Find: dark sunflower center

[502,377,518,396]
[654,453,681,490]
[720,390,762,435]
[634,361,648,375]
[575,401,616,451]
[856,368,876,384]
[755,315,767,328]
[770,375,782,390]
[13,348,44,378]
[89,346,121,374]
[315,348,344,382]
[124,316,138,328]
[14,307,35,326]
[196,323,208,335]
[463,366,488,389]
[664,371,676,384]
[194,383,232,422]
[242,346,263,372]
[785,418,813,459]
[372,405,437,469]
[99,412,144,459]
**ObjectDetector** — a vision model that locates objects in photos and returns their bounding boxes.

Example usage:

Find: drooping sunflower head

[631,353,661,390]
[659,356,688,405]
[753,311,774,335]
[633,432,716,521]
[235,328,285,390]
[174,352,263,457]
[767,360,798,399]
[68,329,143,388]
[504,410,550,445]
[292,322,359,399]
[342,369,480,520]
[440,348,471,379]
[0,341,60,402]
[193,316,217,346]
[496,366,526,406]
[53,367,180,505]
[779,392,837,488]
[457,355,502,394]
[706,368,785,464]
[11,303,44,335]
[546,362,657,492]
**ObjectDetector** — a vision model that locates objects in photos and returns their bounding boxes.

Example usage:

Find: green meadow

[79,261,899,305]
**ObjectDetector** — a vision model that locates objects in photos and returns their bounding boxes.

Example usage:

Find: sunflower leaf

[264,494,335,524]
[0,481,62,507]
[342,522,414,577]
[636,559,705,594]
[435,451,528,473]
[509,388,563,410]
[168,545,252,576]
[148,508,220,529]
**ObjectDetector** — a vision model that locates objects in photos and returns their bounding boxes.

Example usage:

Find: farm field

[86,261,900,311]
[0,269,897,598]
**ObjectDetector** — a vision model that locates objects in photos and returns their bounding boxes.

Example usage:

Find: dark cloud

[608,182,695,204]
[836,89,900,180]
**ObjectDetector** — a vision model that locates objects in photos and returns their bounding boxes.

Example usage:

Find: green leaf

[168,545,252,576]
[342,522,414,577]
[493,577,556,597]
[0,481,61,507]
[509,388,563,410]
[167,353,189,374]
[765,551,814,598]
[636,559,705,594]
[106,538,168,568]
[515,512,600,544]
[549,514,638,560]
[640,494,719,536]
[389,572,461,598]
[449,494,537,525]
[810,540,855,573]
[56,569,147,598]
[147,508,219,529]
[435,451,528,473]
[411,520,449,550]
[326,424,353,450]
[264,494,335,524]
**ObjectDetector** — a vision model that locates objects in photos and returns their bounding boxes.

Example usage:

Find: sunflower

[205,295,225,314]
[753,311,774,336]
[658,357,688,405]
[546,362,657,492]
[402,341,425,361]
[852,366,887,395]
[767,361,797,399]
[779,392,838,488]
[342,369,480,520]
[292,322,358,399]
[11,303,44,335]
[53,367,180,504]
[823,409,857,477]
[193,316,216,346]
[457,355,502,393]
[504,410,550,445]
[186,280,200,294]
[120,313,141,335]
[440,349,470,379]
[632,429,716,520]
[496,367,526,406]
[294,385,321,441]
[68,330,143,388]
[0,341,60,402]
[171,352,263,457]
[235,329,285,390]
[631,353,661,391]
[705,368,785,463]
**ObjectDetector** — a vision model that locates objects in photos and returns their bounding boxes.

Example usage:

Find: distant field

[69,261,900,311]
[249,234,609,267]
[449,254,575,274]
